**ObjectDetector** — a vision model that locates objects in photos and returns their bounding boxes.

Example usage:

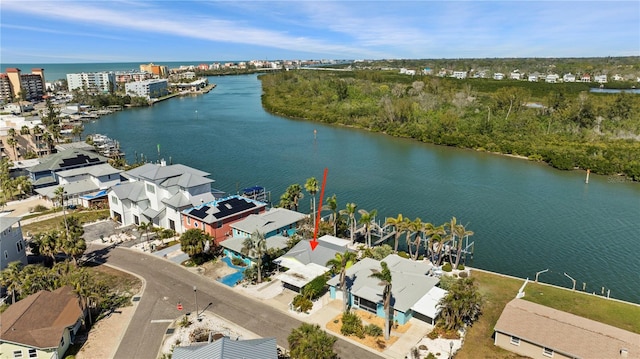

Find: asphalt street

[97,246,383,359]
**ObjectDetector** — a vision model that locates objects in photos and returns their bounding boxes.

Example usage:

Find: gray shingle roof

[220,235,289,257]
[56,163,121,178]
[27,149,107,173]
[231,208,306,234]
[109,181,146,202]
[172,337,277,359]
[0,216,21,232]
[35,179,99,198]
[274,239,347,269]
[327,254,438,312]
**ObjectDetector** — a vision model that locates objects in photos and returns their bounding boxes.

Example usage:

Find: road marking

[150,319,174,323]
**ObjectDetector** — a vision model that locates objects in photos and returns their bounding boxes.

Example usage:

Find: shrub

[442,263,453,272]
[459,271,468,278]
[438,275,457,290]
[231,257,246,266]
[340,311,365,338]
[426,353,437,359]
[457,264,465,270]
[292,294,313,313]
[303,274,328,300]
[427,329,439,339]
[397,251,410,259]
[178,315,191,328]
[32,204,49,212]
[364,323,383,337]
[189,328,211,342]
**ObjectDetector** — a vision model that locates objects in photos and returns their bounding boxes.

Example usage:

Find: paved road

[98,246,383,359]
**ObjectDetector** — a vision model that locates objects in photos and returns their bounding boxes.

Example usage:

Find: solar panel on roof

[60,154,101,168]
[189,206,210,220]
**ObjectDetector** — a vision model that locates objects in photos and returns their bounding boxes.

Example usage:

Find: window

[28,349,37,358]
[194,222,198,228]
[4,250,8,259]
[186,217,191,225]
[510,336,520,345]
[543,347,554,357]
[216,221,222,228]
[13,350,23,359]
[146,183,155,194]
[111,195,118,205]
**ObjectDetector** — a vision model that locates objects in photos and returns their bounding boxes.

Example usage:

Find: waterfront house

[0,286,84,359]
[452,71,467,79]
[182,195,268,243]
[563,73,576,82]
[528,72,540,82]
[510,71,522,80]
[230,207,306,239]
[0,217,27,271]
[273,236,349,292]
[493,73,505,80]
[108,161,217,233]
[327,254,445,325]
[594,74,608,84]
[494,299,640,359]
[172,337,278,359]
[220,234,289,266]
[545,74,560,83]
[580,74,592,82]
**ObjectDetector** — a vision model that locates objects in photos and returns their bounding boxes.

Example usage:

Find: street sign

[177,303,183,311]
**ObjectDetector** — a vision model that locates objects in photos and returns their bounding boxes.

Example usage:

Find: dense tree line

[260,70,640,180]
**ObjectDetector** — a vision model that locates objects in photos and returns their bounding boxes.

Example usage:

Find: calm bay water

[79,74,640,304]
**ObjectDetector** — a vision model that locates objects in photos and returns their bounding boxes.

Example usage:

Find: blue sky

[1,1,639,63]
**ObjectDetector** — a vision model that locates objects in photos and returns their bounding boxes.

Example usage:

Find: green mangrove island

[259,69,640,180]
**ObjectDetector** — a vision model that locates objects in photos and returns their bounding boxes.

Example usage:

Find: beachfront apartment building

[108,162,217,233]
[139,63,168,78]
[67,71,116,93]
[0,68,46,103]
[115,71,153,83]
[125,79,168,99]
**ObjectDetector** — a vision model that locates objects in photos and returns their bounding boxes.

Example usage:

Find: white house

[0,217,27,271]
[107,161,217,232]
[594,75,608,84]
[510,71,522,80]
[612,74,624,81]
[545,74,560,83]
[563,73,576,82]
[452,71,467,79]
[493,73,505,80]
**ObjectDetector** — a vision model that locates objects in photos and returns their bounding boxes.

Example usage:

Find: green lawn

[455,270,640,359]
[21,209,110,235]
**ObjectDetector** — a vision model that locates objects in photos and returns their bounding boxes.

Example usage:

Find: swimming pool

[217,257,247,287]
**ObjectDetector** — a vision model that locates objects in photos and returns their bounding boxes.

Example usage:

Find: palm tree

[179,228,208,259]
[410,217,424,261]
[34,230,60,264]
[288,323,337,359]
[423,223,446,264]
[385,214,406,253]
[6,136,18,160]
[20,125,30,135]
[339,202,358,244]
[138,221,153,242]
[324,194,339,236]
[370,261,393,340]
[326,251,357,312]
[452,222,474,270]
[358,209,377,248]
[241,231,267,283]
[0,261,24,303]
[54,186,69,240]
[286,183,304,211]
[437,277,483,331]
[304,177,319,226]
[71,125,84,141]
